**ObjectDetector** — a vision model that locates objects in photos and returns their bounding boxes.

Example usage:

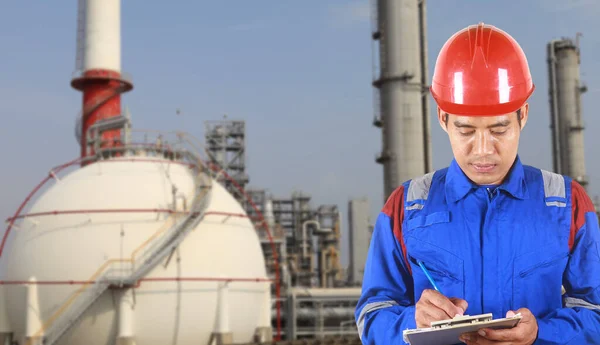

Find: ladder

[74,0,86,73]
[32,149,211,345]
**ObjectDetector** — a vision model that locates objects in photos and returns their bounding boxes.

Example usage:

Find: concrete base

[253,327,272,343]
[116,336,136,345]
[209,332,233,345]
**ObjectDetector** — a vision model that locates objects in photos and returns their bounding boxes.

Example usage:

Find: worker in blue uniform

[355,22,600,345]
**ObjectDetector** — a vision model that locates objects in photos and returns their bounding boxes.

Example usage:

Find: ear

[437,106,449,134]
[519,103,529,130]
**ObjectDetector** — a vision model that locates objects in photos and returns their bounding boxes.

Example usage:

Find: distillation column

[547,36,588,189]
[372,0,432,200]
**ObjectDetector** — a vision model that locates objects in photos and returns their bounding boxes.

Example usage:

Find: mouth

[471,163,497,173]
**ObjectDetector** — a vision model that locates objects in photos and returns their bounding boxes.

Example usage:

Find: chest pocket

[512,242,570,317]
[404,211,465,301]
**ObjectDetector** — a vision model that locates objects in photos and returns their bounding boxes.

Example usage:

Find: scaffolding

[204,119,250,202]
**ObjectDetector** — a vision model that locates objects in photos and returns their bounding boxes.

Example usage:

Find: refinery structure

[0,1,597,345]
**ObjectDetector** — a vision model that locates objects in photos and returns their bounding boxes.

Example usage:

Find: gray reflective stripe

[564,296,600,310]
[356,300,398,340]
[406,204,424,210]
[406,171,435,210]
[541,169,566,207]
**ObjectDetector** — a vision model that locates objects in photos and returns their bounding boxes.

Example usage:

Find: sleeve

[535,180,600,344]
[354,186,417,345]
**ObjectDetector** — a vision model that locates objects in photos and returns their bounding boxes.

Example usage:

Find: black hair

[443,108,522,128]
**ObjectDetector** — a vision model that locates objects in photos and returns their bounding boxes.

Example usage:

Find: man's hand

[415,289,468,328]
[459,309,538,345]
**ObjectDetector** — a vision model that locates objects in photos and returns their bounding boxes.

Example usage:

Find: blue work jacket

[355,157,600,344]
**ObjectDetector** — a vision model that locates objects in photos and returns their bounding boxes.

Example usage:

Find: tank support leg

[116,289,136,345]
[253,283,273,342]
[209,282,232,345]
[25,277,43,345]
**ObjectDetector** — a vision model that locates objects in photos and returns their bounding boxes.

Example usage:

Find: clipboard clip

[430,313,493,329]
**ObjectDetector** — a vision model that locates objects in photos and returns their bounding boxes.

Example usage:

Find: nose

[473,131,495,155]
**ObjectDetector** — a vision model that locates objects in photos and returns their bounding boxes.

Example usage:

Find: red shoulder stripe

[569,180,596,251]
[382,186,411,274]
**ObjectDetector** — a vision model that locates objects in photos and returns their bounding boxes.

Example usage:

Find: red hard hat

[430,22,535,116]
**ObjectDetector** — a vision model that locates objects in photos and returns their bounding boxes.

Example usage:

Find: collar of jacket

[444,155,529,202]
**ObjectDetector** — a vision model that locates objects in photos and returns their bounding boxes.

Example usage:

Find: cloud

[329,1,372,28]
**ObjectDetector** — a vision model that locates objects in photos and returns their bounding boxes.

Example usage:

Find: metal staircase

[31,148,212,345]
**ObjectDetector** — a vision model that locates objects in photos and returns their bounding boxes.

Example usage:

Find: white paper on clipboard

[402,313,522,345]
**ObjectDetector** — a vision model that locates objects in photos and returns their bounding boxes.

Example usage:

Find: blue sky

[1,1,599,267]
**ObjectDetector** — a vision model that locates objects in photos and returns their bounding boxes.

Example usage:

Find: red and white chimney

[71,0,133,161]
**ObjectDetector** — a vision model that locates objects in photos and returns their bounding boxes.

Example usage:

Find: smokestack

[547,34,588,189]
[71,0,133,161]
[371,0,432,201]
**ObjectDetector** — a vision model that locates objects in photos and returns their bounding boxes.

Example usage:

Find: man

[355,22,600,345]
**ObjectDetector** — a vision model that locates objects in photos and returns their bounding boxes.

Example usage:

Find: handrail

[129,216,178,265]
[7,209,257,227]
[7,209,186,223]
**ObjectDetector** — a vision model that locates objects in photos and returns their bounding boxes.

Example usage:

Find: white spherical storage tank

[0,143,273,345]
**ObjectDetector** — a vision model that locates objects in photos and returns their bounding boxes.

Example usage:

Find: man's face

[438,104,528,185]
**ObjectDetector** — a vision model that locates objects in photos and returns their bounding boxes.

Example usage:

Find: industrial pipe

[271,307,356,320]
[419,0,432,173]
[290,287,362,299]
[302,220,332,258]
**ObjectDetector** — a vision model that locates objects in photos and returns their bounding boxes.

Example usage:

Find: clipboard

[402,313,522,345]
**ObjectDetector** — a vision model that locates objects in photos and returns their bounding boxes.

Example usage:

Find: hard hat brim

[430,84,535,116]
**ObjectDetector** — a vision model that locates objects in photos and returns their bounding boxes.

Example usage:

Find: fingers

[476,327,518,342]
[460,331,510,345]
[458,308,537,344]
[449,297,469,314]
[422,289,465,317]
[515,307,534,320]
[415,289,466,328]
[482,308,537,343]
[462,309,537,344]
[421,305,451,322]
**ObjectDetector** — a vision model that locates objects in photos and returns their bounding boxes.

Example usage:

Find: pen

[417,259,444,295]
